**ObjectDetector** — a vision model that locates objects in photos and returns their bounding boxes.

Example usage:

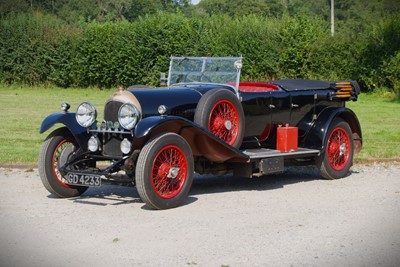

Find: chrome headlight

[88,136,100,152]
[76,101,97,128]
[118,103,140,130]
[120,138,132,154]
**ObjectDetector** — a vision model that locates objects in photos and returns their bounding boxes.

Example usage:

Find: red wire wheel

[194,89,245,148]
[136,133,194,210]
[318,119,354,179]
[151,145,188,199]
[327,127,351,171]
[39,127,87,197]
[208,99,240,146]
[51,139,75,188]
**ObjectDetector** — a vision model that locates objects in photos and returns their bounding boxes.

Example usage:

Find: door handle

[291,103,299,108]
[268,104,276,109]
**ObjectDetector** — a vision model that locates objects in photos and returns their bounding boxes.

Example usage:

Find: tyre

[318,118,354,179]
[136,133,194,209]
[38,127,88,197]
[194,89,245,148]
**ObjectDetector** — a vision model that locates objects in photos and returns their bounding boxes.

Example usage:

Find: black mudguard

[134,116,249,163]
[303,107,362,153]
[39,112,90,148]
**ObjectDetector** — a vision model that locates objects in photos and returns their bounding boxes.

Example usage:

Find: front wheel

[38,127,88,197]
[318,119,354,179]
[135,133,194,209]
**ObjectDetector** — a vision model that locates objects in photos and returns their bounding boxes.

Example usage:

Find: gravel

[0,163,399,267]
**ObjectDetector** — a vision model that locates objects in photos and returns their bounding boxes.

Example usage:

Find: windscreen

[168,57,242,89]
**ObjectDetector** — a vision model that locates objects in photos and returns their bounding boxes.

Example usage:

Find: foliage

[0,1,399,90]
[0,0,189,22]
[276,15,327,79]
[382,52,400,100]
[47,24,84,87]
[358,16,400,90]
[197,0,272,17]
[200,14,280,80]
[0,12,63,85]
[131,12,201,86]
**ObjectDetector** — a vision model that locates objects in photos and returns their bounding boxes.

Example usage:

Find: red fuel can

[277,124,298,152]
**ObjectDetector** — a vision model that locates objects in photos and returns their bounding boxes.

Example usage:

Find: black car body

[39,57,362,209]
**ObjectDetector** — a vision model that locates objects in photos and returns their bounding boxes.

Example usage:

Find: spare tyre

[194,89,245,148]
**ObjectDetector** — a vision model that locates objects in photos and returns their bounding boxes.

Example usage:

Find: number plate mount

[66,173,101,187]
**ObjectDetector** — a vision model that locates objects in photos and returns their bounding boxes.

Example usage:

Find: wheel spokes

[52,139,75,187]
[151,145,187,199]
[327,128,350,171]
[209,100,239,145]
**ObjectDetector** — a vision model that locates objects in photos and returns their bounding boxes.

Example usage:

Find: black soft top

[271,79,333,91]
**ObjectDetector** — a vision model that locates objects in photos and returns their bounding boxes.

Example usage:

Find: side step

[235,148,320,178]
[243,147,320,160]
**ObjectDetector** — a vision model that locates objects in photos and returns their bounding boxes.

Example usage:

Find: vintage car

[39,56,362,209]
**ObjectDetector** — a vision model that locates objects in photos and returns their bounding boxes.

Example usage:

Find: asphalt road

[1,163,399,267]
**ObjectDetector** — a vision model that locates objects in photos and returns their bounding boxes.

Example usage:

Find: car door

[241,92,272,140]
[270,90,291,127]
[289,91,315,137]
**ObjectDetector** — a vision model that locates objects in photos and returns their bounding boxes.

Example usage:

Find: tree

[197,0,271,17]
[0,0,29,17]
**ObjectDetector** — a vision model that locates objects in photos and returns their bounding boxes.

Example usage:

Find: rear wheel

[38,127,88,197]
[136,133,194,209]
[194,89,244,148]
[318,119,354,179]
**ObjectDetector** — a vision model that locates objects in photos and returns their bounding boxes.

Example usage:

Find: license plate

[66,173,101,187]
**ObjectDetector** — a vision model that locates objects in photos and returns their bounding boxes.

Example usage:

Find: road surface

[1,163,399,267]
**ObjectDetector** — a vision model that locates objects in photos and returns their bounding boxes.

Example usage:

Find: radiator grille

[103,133,123,157]
[104,101,123,122]
[103,101,124,157]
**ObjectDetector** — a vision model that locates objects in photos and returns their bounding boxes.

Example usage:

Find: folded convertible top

[271,79,333,91]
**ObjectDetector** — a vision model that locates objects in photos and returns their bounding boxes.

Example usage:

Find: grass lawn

[0,86,113,165]
[347,93,400,161]
[0,86,399,165]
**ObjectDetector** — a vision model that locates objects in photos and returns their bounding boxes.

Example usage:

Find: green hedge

[0,12,399,92]
[0,13,62,85]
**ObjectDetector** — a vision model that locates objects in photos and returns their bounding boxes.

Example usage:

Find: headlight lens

[88,136,100,152]
[120,138,132,154]
[76,102,97,128]
[118,103,139,130]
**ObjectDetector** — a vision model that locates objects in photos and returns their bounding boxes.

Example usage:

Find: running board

[234,148,320,178]
[243,148,320,160]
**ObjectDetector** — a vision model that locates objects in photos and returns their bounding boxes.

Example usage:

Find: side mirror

[160,72,168,86]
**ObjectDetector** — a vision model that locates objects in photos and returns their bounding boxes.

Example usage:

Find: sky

[191,0,201,5]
